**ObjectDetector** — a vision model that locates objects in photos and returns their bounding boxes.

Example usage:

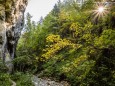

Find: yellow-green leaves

[69,22,82,38]
[42,34,75,60]
[46,34,61,43]
[95,29,115,48]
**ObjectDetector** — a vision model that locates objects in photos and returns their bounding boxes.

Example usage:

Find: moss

[5,0,13,12]
[4,0,15,22]
[0,0,4,3]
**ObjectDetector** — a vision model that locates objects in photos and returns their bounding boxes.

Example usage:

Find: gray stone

[32,76,70,86]
[0,0,28,73]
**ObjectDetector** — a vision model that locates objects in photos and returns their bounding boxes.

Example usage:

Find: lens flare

[92,2,109,21]
[98,6,104,13]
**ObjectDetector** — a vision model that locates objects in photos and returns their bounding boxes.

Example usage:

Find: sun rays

[92,2,109,21]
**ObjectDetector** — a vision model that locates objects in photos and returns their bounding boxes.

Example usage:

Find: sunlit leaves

[95,29,115,48]
[46,34,61,43]
[42,34,75,60]
[59,10,70,21]
[70,22,82,37]
[16,0,115,85]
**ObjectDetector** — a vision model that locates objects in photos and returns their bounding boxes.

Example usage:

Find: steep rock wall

[0,0,27,73]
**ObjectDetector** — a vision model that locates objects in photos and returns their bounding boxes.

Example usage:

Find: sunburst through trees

[92,2,109,20]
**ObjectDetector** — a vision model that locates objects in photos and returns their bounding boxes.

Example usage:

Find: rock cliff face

[0,0,27,73]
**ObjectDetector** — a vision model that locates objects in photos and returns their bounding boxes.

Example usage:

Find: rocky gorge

[0,0,27,73]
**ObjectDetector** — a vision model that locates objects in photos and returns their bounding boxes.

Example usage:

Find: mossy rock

[0,0,4,3]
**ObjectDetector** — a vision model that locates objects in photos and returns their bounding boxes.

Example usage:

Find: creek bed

[31,75,70,86]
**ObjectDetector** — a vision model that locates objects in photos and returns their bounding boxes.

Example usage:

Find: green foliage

[0,60,8,72]
[16,0,115,86]
[0,73,12,86]
[42,34,76,60]
[11,72,34,86]
[95,29,115,48]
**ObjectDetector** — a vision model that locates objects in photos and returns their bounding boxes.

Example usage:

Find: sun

[92,2,109,20]
[98,6,104,13]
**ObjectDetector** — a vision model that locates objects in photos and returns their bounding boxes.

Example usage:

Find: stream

[31,75,70,86]
[4,56,70,86]
[10,75,70,86]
